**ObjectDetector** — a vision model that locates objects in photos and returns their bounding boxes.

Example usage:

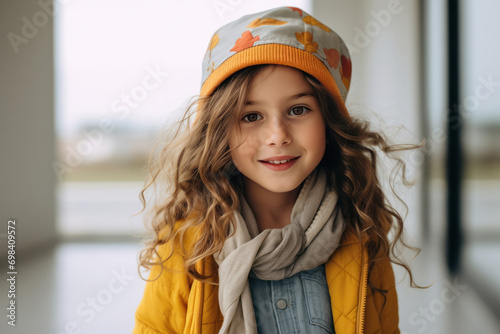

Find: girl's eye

[242,113,262,122]
[289,106,310,116]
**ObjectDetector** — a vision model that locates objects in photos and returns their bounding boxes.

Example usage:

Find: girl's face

[229,65,326,195]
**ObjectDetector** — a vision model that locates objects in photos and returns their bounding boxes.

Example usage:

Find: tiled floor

[1,236,499,334]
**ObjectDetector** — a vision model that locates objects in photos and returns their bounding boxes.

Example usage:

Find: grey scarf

[213,169,346,334]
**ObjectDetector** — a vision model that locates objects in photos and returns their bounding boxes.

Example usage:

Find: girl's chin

[246,180,303,195]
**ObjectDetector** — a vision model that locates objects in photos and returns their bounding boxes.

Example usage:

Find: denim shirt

[249,264,335,334]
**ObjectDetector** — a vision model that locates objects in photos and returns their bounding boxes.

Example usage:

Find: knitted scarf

[213,169,346,333]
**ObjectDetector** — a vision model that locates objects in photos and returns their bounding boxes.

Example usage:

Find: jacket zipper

[193,261,205,333]
[356,248,369,334]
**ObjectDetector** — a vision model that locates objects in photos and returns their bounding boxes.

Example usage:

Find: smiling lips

[259,156,300,171]
[267,159,294,165]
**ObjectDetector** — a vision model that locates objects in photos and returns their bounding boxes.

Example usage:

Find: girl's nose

[264,117,292,147]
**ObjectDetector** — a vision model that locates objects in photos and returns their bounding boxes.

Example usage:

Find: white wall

[0,0,57,256]
[312,0,423,243]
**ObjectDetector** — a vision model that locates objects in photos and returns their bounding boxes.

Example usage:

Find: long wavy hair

[136,64,427,298]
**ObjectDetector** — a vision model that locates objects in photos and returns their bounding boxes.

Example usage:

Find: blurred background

[1,0,499,333]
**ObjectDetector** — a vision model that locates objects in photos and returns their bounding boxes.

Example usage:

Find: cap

[200,6,352,117]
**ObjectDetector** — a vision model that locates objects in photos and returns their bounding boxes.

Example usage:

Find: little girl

[134,6,423,334]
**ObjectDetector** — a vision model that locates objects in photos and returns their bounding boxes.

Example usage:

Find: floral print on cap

[201,6,352,101]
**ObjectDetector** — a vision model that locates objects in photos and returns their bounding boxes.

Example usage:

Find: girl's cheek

[241,143,257,158]
[228,130,243,150]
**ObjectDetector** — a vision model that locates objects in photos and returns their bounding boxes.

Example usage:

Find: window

[54,0,311,237]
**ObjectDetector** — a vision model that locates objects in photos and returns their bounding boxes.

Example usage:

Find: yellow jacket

[134,225,400,334]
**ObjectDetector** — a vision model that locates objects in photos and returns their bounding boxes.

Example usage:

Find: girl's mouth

[259,157,300,171]
[266,158,295,164]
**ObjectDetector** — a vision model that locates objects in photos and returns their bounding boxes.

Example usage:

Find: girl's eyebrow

[245,91,314,105]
